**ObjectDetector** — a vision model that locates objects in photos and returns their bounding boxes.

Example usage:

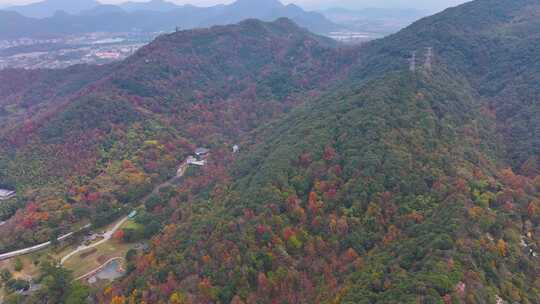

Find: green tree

[65,282,90,304]
[0,268,12,282]
[38,262,74,303]
[14,258,23,272]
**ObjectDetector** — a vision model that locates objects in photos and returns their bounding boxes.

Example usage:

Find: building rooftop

[195,148,210,156]
[0,189,15,199]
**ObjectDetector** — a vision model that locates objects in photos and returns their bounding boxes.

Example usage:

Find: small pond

[88,259,125,284]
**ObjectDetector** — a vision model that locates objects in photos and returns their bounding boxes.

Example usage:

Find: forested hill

[358,0,540,170]
[104,1,539,303]
[0,18,354,252]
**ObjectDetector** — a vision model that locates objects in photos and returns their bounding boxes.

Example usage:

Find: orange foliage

[202,255,211,264]
[383,225,400,245]
[528,201,539,218]
[111,295,126,304]
[308,191,320,214]
[343,248,359,263]
[283,227,295,241]
[497,239,508,257]
[406,211,424,223]
[113,229,125,240]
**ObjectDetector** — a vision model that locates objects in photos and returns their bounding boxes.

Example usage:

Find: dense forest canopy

[0,0,539,303]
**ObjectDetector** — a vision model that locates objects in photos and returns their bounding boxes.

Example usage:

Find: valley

[0,32,155,69]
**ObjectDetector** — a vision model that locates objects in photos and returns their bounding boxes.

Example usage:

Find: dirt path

[141,161,188,202]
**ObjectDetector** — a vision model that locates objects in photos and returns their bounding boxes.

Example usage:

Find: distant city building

[327,31,374,44]
[95,51,121,60]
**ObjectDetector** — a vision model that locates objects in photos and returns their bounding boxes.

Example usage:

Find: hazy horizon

[0,0,470,13]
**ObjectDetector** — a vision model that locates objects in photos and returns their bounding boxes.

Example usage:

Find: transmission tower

[424,47,433,72]
[409,51,417,72]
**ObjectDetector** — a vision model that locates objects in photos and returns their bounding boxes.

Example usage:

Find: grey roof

[0,189,15,198]
[195,148,210,155]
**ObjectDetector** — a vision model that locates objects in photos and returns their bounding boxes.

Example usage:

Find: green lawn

[62,240,134,279]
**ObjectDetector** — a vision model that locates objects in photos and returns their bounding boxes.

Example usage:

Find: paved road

[62,160,190,265]
[0,159,191,264]
[0,224,91,261]
[60,217,129,265]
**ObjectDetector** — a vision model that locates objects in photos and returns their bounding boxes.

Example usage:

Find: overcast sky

[0,0,470,12]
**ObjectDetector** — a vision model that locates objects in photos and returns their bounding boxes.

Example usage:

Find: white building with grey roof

[0,189,15,200]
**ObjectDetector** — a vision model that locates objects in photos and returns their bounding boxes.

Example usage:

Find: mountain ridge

[6,0,99,18]
[120,0,180,12]
[100,1,539,302]
[0,18,352,254]
[1,0,341,38]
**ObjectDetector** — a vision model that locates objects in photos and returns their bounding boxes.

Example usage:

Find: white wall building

[0,189,15,200]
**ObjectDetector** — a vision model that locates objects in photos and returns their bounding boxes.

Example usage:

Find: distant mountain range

[120,0,184,12]
[6,0,185,17]
[1,0,342,38]
[321,7,428,35]
[6,0,100,18]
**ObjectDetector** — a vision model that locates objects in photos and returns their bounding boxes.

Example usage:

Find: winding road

[0,158,192,265]
[0,224,91,261]
[61,160,190,265]
[60,217,129,265]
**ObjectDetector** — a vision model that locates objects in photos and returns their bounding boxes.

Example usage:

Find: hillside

[99,1,538,303]
[0,0,539,303]
[369,0,540,173]
[0,18,349,252]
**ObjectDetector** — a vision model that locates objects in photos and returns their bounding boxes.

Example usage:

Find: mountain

[321,7,428,35]
[120,0,180,12]
[0,11,37,39]
[201,0,341,33]
[1,0,540,303]
[224,0,285,12]
[201,0,340,34]
[323,7,427,19]
[0,18,343,252]
[103,0,537,303]
[5,0,99,18]
[80,4,126,16]
[0,0,342,38]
